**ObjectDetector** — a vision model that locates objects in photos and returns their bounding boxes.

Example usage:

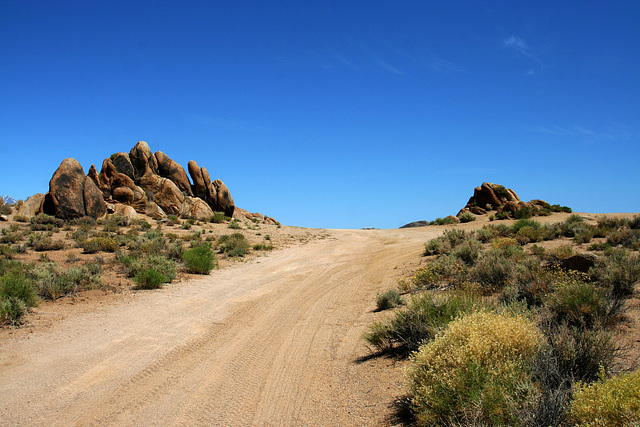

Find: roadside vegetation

[365,214,640,426]
[0,211,291,326]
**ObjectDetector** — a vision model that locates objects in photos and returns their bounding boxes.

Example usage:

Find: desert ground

[1,212,639,425]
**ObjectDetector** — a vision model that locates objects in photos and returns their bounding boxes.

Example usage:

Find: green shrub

[209,211,229,223]
[515,205,536,219]
[569,368,640,427]
[133,268,167,289]
[228,219,242,229]
[0,272,39,324]
[217,233,250,257]
[402,264,444,291]
[182,244,216,274]
[82,237,119,253]
[29,213,64,229]
[443,229,468,248]
[430,217,458,226]
[375,288,403,311]
[252,243,274,251]
[31,262,102,300]
[121,254,176,282]
[471,249,514,292]
[406,311,543,426]
[423,237,448,256]
[475,227,495,243]
[363,293,484,354]
[590,249,640,298]
[457,211,476,223]
[450,239,481,266]
[27,233,65,251]
[548,281,607,329]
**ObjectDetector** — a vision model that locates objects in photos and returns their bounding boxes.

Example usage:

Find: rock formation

[39,141,240,221]
[457,182,551,219]
[42,159,107,219]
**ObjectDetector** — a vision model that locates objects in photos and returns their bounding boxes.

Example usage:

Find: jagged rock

[111,153,135,180]
[213,179,234,217]
[83,175,107,219]
[558,253,599,273]
[17,193,45,218]
[200,166,218,206]
[155,151,193,196]
[182,196,214,220]
[129,141,158,177]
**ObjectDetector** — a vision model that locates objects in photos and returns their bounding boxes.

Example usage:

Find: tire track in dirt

[0,228,439,426]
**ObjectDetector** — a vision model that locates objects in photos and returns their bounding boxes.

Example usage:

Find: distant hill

[1,195,17,205]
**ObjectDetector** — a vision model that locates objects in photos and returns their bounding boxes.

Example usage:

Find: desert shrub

[406,311,543,426]
[511,219,539,235]
[363,293,484,354]
[430,217,458,226]
[443,229,468,248]
[27,233,65,251]
[375,288,403,311]
[120,254,176,282]
[133,268,167,289]
[166,214,180,225]
[0,271,39,324]
[549,244,574,260]
[29,213,64,230]
[547,281,607,329]
[209,211,228,223]
[574,229,594,244]
[217,233,249,257]
[550,204,572,213]
[402,264,444,291]
[569,368,640,427]
[515,205,536,219]
[13,214,29,222]
[606,227,640,249]
[252,243,274,251]
[423,237,449,256]
[228,219,242,229]
[590,249,640,298]
[457,211,476,223]
[471,249,513,292]
[128,230,166,255]
[474,226,495,243]
[182,243,216,274]
[165,241,185,261]
[495,211,510,220]
[450,239,481,266]
[82,237,119,253]
[31,262,102,300]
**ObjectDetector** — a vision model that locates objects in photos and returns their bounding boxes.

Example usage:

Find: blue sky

[1,1,638,229]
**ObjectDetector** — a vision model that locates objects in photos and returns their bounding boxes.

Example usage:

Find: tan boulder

[17,193,45,218]
[111,203,138,219]
[154,178,185,215]
[181,197,214,220]
[129,141,158,177]
[213,179,234,217]
[43,158,87,219]
[200,166,217,205]
[155,151,193,196]
[145,200,166,219]
[111,153,135,180]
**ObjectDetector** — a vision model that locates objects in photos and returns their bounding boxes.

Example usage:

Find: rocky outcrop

[458,182,553,219]
[38,141,238,222]
[558,253,599,273]
[43,159,107,219]
[233,207,279,225]
[17,193,45,218]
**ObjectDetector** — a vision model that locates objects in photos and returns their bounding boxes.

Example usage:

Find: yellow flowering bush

[569,368,640,426]
[406,311,544,426]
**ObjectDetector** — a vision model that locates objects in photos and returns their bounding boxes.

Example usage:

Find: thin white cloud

[503,36,544,74]
[529,125,616,141]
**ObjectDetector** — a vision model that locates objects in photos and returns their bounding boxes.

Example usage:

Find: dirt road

[0,227,440,426]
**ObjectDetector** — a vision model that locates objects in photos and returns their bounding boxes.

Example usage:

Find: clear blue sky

[1,1,638,229]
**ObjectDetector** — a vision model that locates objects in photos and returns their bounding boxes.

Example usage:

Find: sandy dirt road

[0,227,440,426]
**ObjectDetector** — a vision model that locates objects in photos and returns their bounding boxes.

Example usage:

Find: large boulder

[155,151,193,196]
[213,179,234,217]
[129,141,158,177]
[558,253,599,273]
[154,178,185,216]
[465,182,520,211]
[17,193,45,218]
[182,197,214,220]
[43,158,106,219]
